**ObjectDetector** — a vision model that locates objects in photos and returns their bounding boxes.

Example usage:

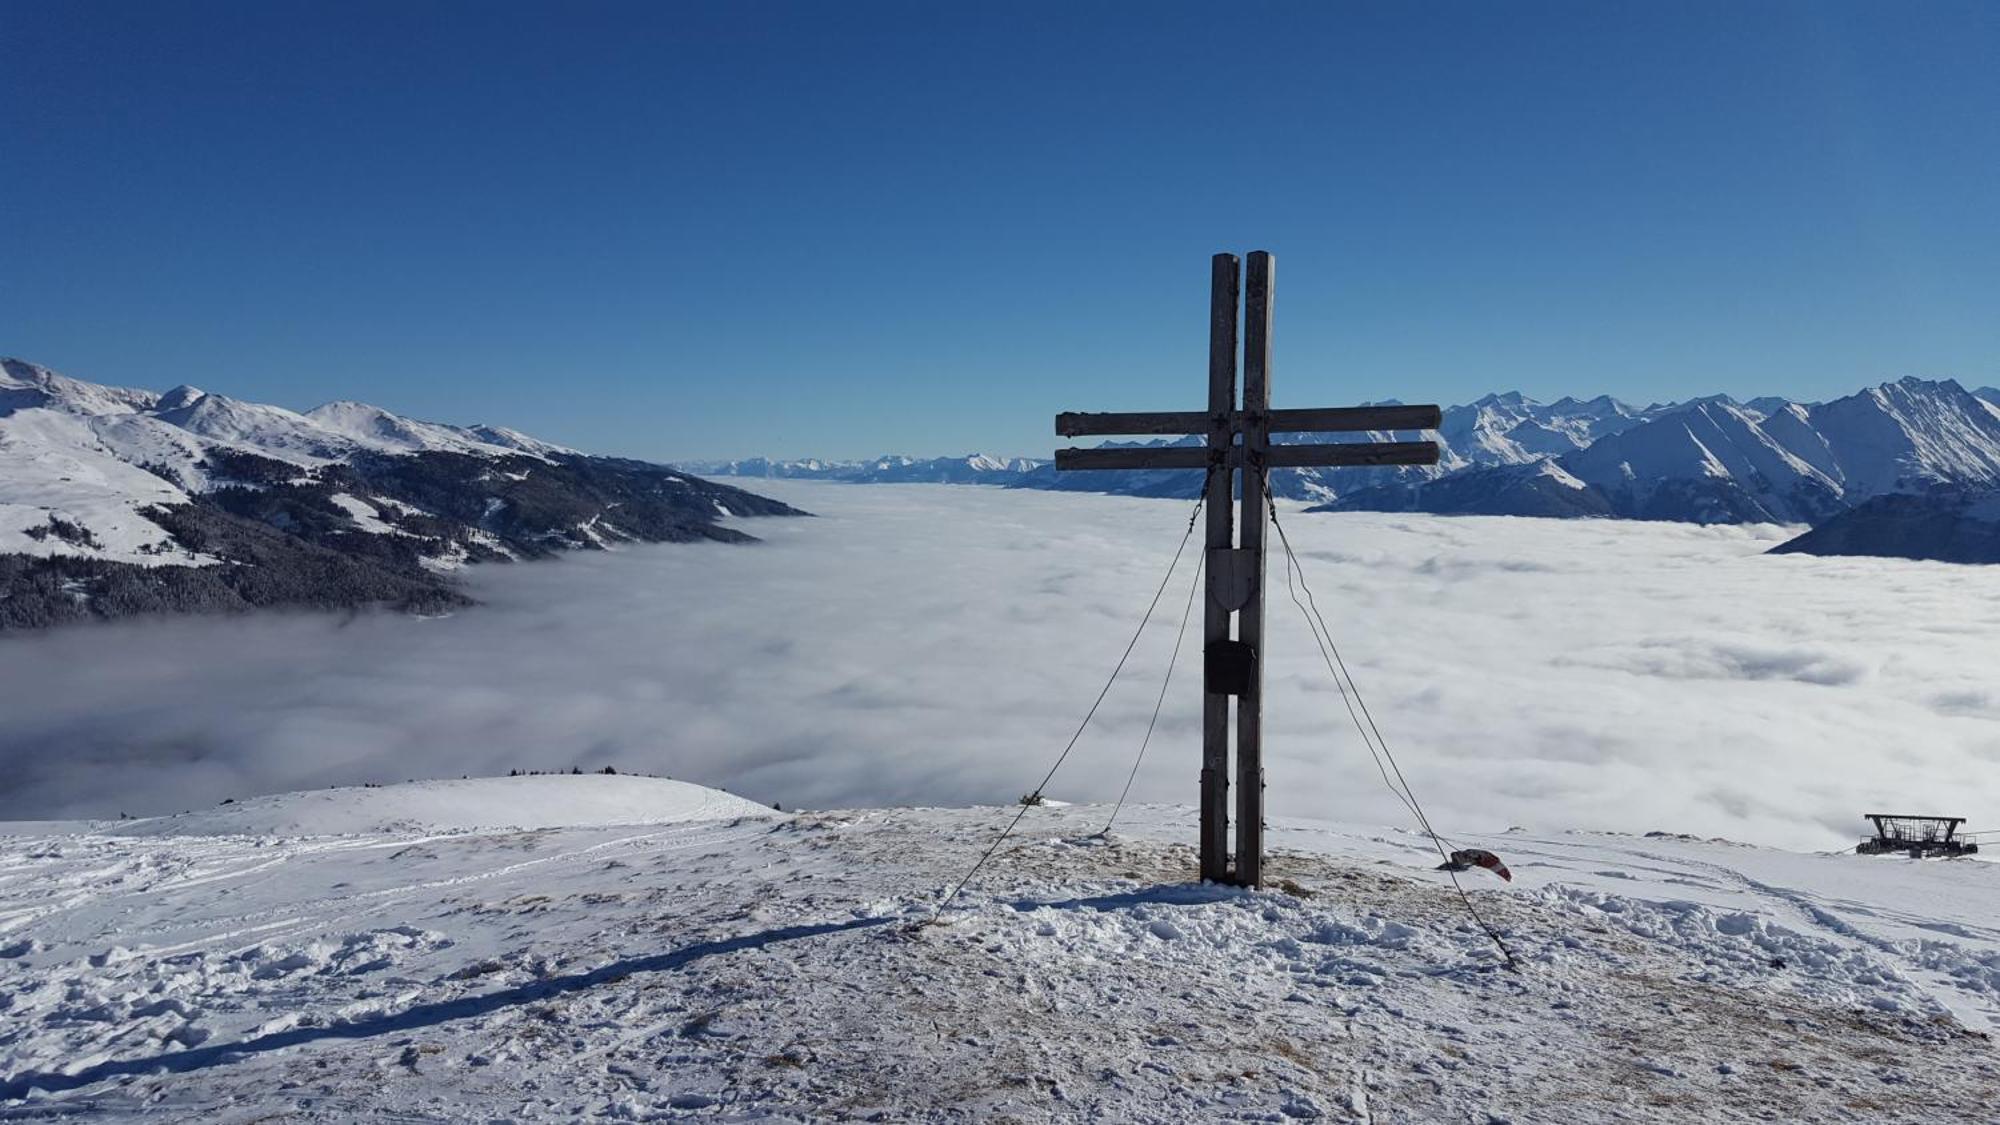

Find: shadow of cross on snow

[0,916,894,1101]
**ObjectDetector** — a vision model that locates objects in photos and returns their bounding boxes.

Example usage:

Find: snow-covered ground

[1,775,1994,1121]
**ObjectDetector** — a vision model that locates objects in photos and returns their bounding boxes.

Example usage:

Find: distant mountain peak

[1548,393,1635,414]
[157,384,209,410]
[1648,392,1740,414]
[308,398,379,413]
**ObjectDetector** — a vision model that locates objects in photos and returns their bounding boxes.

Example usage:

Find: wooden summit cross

[1053,251,1441,887]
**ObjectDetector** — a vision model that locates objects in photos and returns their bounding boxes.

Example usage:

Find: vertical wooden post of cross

[1199,253,1239,884]
[1236,251,1274,887]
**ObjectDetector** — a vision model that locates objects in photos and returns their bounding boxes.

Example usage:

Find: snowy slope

[0,408,213,565]
[0,359,804,629]
[1560,400,1846,523]
[149,387,362,465]
[1803,377,2000,498]
[2,777,1995,1121]
[0,358,585,565]
[1575,378,2000,514]
[109,775,772,838]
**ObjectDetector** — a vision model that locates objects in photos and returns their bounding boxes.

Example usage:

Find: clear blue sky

[5,2,1996,461]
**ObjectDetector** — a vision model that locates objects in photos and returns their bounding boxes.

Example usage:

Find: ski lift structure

[1855,813,1979,859]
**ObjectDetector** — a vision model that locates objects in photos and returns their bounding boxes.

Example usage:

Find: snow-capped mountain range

[11,356,2000,619]
[1323,378,2000,529]
[695,380,2000,545]
[0,358,801,628]
[683,453,1046,485]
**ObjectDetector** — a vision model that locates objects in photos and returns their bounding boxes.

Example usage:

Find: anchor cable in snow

[927,471,1213,922]
[1263,481,1518,969]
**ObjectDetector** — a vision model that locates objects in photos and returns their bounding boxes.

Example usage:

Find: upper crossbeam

[1055,404,1442,439]
[1052,440,1439,472]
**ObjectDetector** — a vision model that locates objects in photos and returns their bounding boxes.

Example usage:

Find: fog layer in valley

[7,481,1997,849]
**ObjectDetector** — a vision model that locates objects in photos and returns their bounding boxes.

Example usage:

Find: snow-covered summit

[155,384,209,411]
[2,784,1995,1119]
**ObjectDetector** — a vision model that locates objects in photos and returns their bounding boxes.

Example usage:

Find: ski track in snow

[2,778,1996,1122]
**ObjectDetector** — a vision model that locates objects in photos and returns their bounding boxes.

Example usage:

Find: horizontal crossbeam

[1055,440,1438,472]
[1055,404,1441,438]
[1055,411,1207,437]
[1054,446,1211,471]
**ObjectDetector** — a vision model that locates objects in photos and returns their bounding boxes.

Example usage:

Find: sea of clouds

[6,480,1999,849]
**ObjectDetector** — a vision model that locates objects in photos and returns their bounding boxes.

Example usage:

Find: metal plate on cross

[1204,640,1256,696]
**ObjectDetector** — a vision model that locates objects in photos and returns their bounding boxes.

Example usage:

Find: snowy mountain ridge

[0,357,801,628]
[3,359,580,490]
[1327,376,2000,526]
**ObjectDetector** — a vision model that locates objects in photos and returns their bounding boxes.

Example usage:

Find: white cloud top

[3,481,1995,848]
